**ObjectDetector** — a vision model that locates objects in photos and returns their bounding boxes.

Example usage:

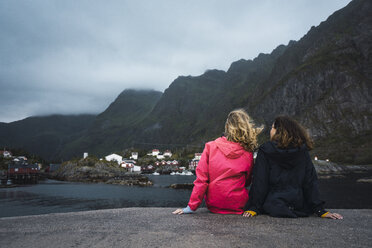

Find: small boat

[179,170,194,176]
[152,172,160,175]
[184,171,194,176]
[170,172,176,175]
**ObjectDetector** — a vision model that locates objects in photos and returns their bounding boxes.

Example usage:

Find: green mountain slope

[0,115,96,161]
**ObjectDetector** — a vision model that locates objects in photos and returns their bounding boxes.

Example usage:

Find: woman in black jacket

[243,116,342,219]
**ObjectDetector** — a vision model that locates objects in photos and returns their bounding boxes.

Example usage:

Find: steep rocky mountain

[134,0,372,163]
[136,44,288,145]
[248,0,372,163]
[0,115,96,161]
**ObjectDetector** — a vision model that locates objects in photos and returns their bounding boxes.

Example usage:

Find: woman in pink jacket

[173,109,262,215]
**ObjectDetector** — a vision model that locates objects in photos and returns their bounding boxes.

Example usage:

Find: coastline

[50,158,153,186]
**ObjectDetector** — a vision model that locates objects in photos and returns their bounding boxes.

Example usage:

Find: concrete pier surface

[0,208,371,248]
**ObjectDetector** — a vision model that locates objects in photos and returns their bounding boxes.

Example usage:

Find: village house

[194,153,202,160]
[141,164,155,173]
[132,165,141,172]
[151,149,160,156]
[189,160,199,171]
[164,150,172,157]
[189,153,202,171]
[8,163,39,174]
[171,160,179,166]
[0,150,12,158]
[105,153,123,165]
[121,160,141,172]
[130,152,138,160]
[13,156,28,164]
[154,159,179,166]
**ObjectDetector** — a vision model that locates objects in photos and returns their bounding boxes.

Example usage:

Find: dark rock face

[136,0,372,164]
[248,0,372,163]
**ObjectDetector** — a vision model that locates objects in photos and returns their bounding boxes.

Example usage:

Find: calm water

[0,173,371,218]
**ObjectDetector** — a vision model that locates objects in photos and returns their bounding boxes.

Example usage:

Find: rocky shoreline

[313,160,372,180]
[51,158,152,186]
[168,161,372,189]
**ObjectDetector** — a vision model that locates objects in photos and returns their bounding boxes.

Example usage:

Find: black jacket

[244,141,326,217]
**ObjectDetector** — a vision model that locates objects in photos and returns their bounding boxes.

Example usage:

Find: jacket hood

[259,141,307,169]
[215,136,245,159]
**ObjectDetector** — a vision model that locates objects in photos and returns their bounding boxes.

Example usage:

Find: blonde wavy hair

[225,109,263,152]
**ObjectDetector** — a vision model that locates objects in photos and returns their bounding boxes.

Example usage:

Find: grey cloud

[0,0,352,122]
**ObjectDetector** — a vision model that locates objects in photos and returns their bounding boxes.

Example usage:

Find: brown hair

[225,109,263,152]
[271,116,313,150]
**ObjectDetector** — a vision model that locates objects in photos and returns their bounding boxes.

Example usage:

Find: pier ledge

[1,208,371,248]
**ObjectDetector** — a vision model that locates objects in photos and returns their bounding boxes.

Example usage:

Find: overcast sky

[0,0,351,123]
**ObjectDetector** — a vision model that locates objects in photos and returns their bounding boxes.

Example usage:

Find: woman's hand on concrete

[172,209,184,215]
[242,210,257,217]
[323,212,343,219]
[242,212,254,217]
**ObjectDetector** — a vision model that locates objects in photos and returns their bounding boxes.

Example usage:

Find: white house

[151,149,160,156]
[188,153,202,170]
[131,165,141,172]
[121,161,133,169]
[0,150,12,158]
[164,150,172,157]
[105,153,123,165]
[156,154,165,160]
[189,159,199,170]
[121,161,141,173]
[130,152,138,160]
[194,153,202,160]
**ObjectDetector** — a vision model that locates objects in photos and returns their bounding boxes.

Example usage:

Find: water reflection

[0,176,196,217]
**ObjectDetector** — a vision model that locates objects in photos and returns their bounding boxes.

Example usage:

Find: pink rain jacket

[188,136,254,214]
